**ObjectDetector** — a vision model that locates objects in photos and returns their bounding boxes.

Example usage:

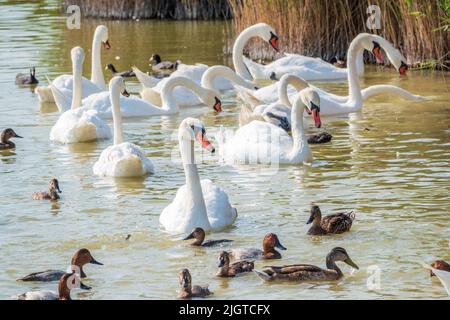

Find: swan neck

[347,38,364,103]
[162,77,207,111]
[91,33,105,90]
[202,66,254,93]
[110,85,124,145]
[278,76,308,106]
[233,27,255,80]
[288,102,308,160]
[71,59,83,110]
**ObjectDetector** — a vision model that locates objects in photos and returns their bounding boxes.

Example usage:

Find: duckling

[307,132,332,144]
[254,247,359,282]
[150,53,180,71]
[16,272,91,300]
[430,260,450,277]
[0,128,22,150]
[177,268,212,299]
[216,251,254,277]
[183,227,233,247]
[105,63,136,78]
[32,178,62,201]
[228,233,286,260]
[18,248,103,282]
[15,67,39,85]
[306,205,355,235]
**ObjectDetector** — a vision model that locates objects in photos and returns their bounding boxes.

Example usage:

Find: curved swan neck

[162,77,209,112]
[233,25,261,81]
[201,66,255,94]
[346,35,366,104]
[179,128,210,226]
[91,30,105,90]
[278,75,309,106]
[110,83,124,145]
[71,57,83,110]
[288,98,309,160]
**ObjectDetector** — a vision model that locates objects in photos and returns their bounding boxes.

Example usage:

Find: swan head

[109,76,130,97]
[253,23,280,52]
[294,88,321,128]
[179,118,215,154]
[95,25,111,49]
[200,90,222,113]
[71,46,85,65]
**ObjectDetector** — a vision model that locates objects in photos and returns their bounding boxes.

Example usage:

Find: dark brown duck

[216,251,254,277]
[183,227,233,247]
[306,205,355,235]
[32,178,62,201]
[177,268,212,299]
[0,128,22,150]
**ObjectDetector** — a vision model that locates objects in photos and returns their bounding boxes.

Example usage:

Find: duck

[93,77,155,177]
[105,63,136,78]
[330,55,347,68]
[216,251,254,277]
[160,118,237,234]
[35,25,110,103]
[217,88,321,165]
[183,227,233,247]
[307,132,332,144]
[228,233,286,260]
[16,272,91,300]
[15,67,38,85]
[32,178,62,201]
[150,53,180,71]
[430,260,450,277]
[0,128,22,150]
[422,261,450,296]
[139,65,258,108]
[17,248,103,282]
[237,34,424,116]
[49,47,111,144]
[133,23,279,105]
[254,247,359,282]
[177,268,212,299]
[306,205,355,235]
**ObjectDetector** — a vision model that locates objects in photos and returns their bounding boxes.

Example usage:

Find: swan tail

[361,85,427,102]
[140,87,163,107]
[132,66,160,88]
[253,270,272,281]
[35,86,55,103]
[46,76,71,112]
[234,84,262,110]
[243,56,269,80]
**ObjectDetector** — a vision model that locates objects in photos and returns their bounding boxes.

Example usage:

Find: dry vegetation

[228,0,449,69]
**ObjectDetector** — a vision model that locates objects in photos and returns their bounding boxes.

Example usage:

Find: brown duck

[228,233,286,260]
[254,247,359,282]
[183,227,233,247]
[0,128,22,150]
[32,178,62,201]
[306,205,355,235]
[15,67,39,85]
[18,248,103,282]
[177,268,212,299]
[430,260,450,277]
[216,251,254,277]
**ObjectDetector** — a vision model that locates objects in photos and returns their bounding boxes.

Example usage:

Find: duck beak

[183,232,195,240]
[306,215,314,225]
[195,131,215,154]
[13,133,23,138]
[344,257,359,270]
[56,186,62,193]
[275,237,287,250]
[121,89,130,97]
[269,32,280,52]
[103,40,111,50]
[399,61,408,75]
[218,259,225,268]
[90,257,103,265]
[79,281,92,290]
[181,278,189,289]
[213,97,222,113]
[310,102,321,128]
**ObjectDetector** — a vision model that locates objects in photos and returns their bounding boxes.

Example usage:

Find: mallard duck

[18,248,103,282]
[216,251,254,277]
[430,260,450,277]
[150,53,180,71]
[32,178,62,201]
[0,128,22,150]
[15,67,38,85]
[306,205,355,235]
[105,63,136,78]
[16,272,91,300]
[183,227,233,247]
[177,269,212,299]
[228,233,286,260]
[254,247,359,282]
[307,132,332,144]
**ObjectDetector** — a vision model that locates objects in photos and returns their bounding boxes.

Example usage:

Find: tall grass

[63,0,232,20]
[228,0,449,69]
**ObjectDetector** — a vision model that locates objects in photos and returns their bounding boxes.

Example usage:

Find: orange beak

[213,97,222,113]
[196,131,215,153]
[373,47,383,63]
[103,40,111,50]
[399,62,408,75]
[269,32,280,52]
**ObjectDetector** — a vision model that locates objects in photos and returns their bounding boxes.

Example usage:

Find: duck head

[1,128,22,143]
[430,260,450,277]
[183,227,206,246]
[306,205,322,225]
[71,248,103,278]
[58,272,91,300]
[217,251,230,268]
[263,233,287,254]
[178,268,192,293]
[327,247,359,270]
[150,53,162,64]
[49,178,62,194]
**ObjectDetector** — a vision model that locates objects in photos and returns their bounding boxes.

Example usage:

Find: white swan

[217,88,321,165]
[36,25,110,103]
[93,77,155,177]
[238,34,424,116]
[134,23,279,106]
[160,118,237,234]
[49,47,111,144]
